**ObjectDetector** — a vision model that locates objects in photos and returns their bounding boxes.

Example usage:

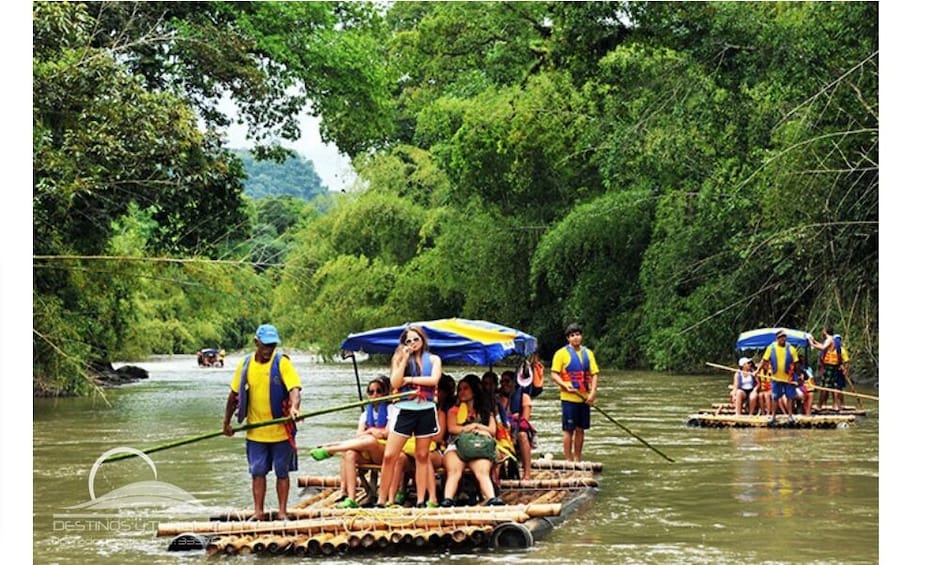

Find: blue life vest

[401,351,436,401]
[509,386,525,416]
[236,352,288,424]
[563,345,592,390]
[769,345,795,378]
[365,402,389,429]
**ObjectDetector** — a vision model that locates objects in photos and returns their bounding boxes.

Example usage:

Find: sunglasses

[367,388,383,395]
[404,337,421,345]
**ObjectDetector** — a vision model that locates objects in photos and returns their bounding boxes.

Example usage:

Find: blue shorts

[393,407,440,438]
[771,381,799,401]
[246,439,298,479]
[561,400,591,431]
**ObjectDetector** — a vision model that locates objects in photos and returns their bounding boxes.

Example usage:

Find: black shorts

[393,407,439,438]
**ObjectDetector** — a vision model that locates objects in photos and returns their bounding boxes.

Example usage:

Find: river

[33,354,879,564]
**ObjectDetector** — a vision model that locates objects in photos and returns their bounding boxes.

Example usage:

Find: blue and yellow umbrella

[736,327,812,350]
[341,318,538,366]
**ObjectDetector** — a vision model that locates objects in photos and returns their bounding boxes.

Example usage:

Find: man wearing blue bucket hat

[223,323,302,520]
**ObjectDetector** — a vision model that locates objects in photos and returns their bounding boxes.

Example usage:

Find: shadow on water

[33,357,878,564]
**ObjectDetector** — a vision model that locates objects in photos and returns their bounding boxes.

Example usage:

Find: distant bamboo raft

[686,413,856,428]
[706,403,867,417]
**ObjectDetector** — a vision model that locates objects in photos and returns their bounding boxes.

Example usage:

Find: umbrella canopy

[736,327,812,350]
[340,318,538,366]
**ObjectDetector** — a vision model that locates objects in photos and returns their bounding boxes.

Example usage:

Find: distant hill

[233,148,328,201]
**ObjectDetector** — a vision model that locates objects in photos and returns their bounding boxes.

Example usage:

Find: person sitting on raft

[310,377,394,509]
[440,374,505,507]
[793,364,815,416]
[731,357,758,416]
[500,369,535,481]
[755,365,773,415]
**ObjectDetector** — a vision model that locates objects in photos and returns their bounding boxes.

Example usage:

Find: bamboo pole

[251,535,273,554]
[310,532,333,556]
[531,459,603,472]
[254,503,562,521]
[102,392,412,463]
[292,536,312,556]
[500,478,598,489]
[297,476,344,488]
[157,512,532,537]
[206,535,235,557]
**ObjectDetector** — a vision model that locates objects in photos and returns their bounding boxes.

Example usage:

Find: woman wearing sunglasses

[376,326,442,508]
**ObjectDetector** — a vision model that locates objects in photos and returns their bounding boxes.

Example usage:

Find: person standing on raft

[376,325,442,508]
[550,323,599,462]
[222,324,302,521]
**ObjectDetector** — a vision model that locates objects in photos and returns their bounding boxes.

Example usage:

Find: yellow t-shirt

[230,353,302,443]
[762,344,800,381]
[551,346,599,403]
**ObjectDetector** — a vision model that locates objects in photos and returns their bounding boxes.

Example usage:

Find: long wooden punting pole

[705,362,879,401]
[314,503,559,518]
[102,392,412,463]
[211,502,562,522]
[571,391,675,463]
[156,511,532,537]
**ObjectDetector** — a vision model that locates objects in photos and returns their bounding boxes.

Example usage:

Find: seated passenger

[483,371,516,484]
[310,377,392,508]
[440,374,504,507]
[500,370,535,480]
[794,364,815,416]
[731,357,758,415]
[755,366,773,415]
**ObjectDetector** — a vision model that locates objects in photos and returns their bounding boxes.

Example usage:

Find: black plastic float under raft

[159,458,601,556]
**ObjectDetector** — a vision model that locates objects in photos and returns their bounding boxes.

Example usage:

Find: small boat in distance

[197,348,225,368]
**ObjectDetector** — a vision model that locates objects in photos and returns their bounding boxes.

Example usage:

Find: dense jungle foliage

[33,1,878,396]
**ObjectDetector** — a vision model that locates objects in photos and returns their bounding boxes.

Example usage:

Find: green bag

[454,431,497,462]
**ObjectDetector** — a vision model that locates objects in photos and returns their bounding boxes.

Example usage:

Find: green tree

[236,149,328,201]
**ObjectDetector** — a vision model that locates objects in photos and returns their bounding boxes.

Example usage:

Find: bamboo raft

[686,413,856,428]
[703,403,867,417]
[159,457,601,555]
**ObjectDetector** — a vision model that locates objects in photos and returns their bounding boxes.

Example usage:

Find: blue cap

[255,324,281,345]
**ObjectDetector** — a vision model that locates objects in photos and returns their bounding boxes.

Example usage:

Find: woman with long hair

[440,374,505,507]
[376,326,442,508]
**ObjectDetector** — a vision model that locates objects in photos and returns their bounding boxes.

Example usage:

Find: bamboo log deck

[161,456,601,556]
[686,413,856,428]
[704,403,867,417]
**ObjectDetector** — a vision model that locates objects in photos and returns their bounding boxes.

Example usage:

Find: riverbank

[32,361,149,398]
